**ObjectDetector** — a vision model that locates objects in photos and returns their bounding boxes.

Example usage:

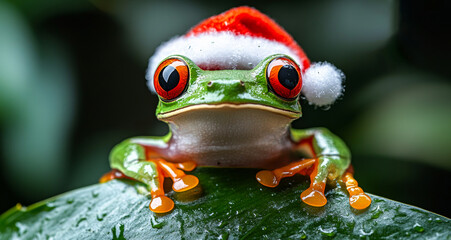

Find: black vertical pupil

[158,65,180,91]
[278,65,298,90]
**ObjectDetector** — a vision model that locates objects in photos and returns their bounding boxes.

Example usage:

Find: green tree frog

[100,6,371,214]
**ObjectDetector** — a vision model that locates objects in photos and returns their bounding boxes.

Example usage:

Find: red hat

[147,6,344,106]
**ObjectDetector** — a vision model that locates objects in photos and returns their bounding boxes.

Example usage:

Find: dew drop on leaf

[319,226,336,237]
[75,217,88,228]
[413,223,424,233]
[96,212,108,221]
[91,190,99,198]
[111,224,125,240]
[299,230,307,239]
[15,222,27,237]
[150,215,166,229]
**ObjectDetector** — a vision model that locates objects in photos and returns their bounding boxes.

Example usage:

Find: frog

[100,53,371,213]
[100,6,371,213]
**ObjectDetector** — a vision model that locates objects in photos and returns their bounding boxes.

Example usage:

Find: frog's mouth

[156,103,299,167]
[157,103,301,120]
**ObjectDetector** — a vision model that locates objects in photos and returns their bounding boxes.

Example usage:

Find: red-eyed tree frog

[100,6,371,214]
[100,54,371,213]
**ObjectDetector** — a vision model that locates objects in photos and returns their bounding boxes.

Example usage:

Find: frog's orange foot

[149,195,174,213]
[342,171,371,210]
[146,159,199,213]
[256,158,316,188]
[256,170,279,187]
[256,158,329,207]
[300,182,327,207]
[156,159,199,192]
[172,175,199,192]
[100,160,199,214]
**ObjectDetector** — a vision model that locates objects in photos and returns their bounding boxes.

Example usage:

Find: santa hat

[146,6,344,106]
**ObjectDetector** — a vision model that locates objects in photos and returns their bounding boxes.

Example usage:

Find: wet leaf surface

[1,168,450,239]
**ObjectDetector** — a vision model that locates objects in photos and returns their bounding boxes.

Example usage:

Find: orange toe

[256,170,279,188]
[349,193,372,210]
[342,171,372,210]
[99,171,115,183]
[176,161,196,171]
[172,175,199,192]
[149,196,174,213]
[99,169,132,183]
[301,188,327,207]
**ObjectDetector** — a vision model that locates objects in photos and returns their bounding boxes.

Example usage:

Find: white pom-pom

[302,62,344,106]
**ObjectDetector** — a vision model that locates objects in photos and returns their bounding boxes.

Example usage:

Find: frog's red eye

[266,57,302,100]
[154,58,189,101]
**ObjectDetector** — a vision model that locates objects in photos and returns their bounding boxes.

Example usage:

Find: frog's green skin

[109,54,350,197]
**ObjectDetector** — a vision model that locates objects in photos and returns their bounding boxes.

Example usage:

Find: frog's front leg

[100,137,198,213]
[256,128,371,210]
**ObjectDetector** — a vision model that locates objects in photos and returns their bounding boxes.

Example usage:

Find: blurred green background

[1,0,450,217]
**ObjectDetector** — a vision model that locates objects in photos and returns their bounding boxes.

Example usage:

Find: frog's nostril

[206,80,245,90]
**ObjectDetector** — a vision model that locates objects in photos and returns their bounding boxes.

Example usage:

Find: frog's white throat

[160,103,299,168]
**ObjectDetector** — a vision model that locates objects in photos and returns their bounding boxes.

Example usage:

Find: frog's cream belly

[161,104,297,168]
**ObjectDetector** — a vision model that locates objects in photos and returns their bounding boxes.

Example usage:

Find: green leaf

[1,168,450,239]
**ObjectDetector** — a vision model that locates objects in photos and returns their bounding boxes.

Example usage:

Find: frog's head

[153,54,302,121]
[146,7,344,124]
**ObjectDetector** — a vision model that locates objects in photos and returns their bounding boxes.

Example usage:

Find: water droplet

[435,218,443,223]
[413,223,424,233]
[150,216,166,229]
[76,217,87,228]
[218,221,227,228]
[261,226,267,231]
[299,230,307,239]
[46,234,55,240]
[15,203,23,210]
[66,198,74,204]
[15,222,28,236]
[46,202,57,210]
[359,228,374,237]
[111,224,126,240]
[219,232,229,240]
[371,210,382,219]
[92,190,99,198]
[319,226,336,237]
[97,212,108,221]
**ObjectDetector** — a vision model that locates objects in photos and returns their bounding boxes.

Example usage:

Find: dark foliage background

[1,0,450,217]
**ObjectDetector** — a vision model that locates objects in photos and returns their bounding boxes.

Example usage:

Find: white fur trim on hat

[302,62,344,106]
[146,32,302,92]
